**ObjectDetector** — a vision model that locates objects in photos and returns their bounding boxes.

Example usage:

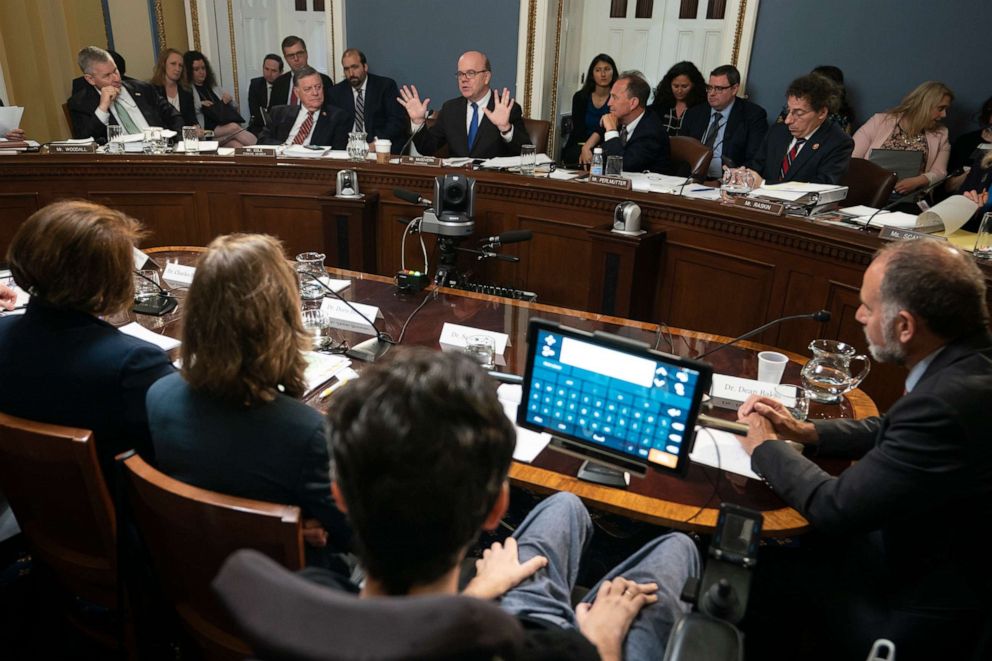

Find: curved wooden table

[139,247,877,537]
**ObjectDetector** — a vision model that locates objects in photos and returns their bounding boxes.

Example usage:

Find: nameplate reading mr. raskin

[733,197,784,216]
[590,174,633,190]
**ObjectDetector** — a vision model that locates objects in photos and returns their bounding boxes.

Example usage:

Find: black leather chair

[841,157,898,208]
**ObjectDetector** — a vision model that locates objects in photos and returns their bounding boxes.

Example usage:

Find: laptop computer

[868,148,925,181]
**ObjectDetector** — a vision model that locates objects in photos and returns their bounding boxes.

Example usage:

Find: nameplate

[400,155,442,167]
[709,374,782,410]
[320,298,379,336]
[589,174,632,190]
[438,323,509,355]
[162,262,196,286]
[50,143,97,154]
[878,226,947,242]
[234,146,277,158]
[733,197,784,216]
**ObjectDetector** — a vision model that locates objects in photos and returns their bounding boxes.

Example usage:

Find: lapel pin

[812,143,820,150]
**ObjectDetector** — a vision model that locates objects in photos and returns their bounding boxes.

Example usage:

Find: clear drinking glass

[295,251,327,308]
[182,126,199,154]
[134,270,161,302]
[520,144,536,176]
[774,384,809,422]
[974,212,992,260]
[347,131,369,161]
[143,127,163,154]
[605,155,624,176]
[106,124,124,154]
[465,335,496,369]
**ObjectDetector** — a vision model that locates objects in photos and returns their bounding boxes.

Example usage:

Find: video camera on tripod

[394,175,533,292]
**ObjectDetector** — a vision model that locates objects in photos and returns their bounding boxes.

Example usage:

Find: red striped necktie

[292,111,315,145]
[780,138,807,179]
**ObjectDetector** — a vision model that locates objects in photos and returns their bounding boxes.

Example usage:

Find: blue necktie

[467,102,479,152]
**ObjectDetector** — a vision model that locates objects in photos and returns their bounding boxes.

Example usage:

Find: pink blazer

[852,112,950,185]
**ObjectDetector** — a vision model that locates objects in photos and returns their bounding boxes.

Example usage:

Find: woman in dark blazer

[0,201,175,480]
[650,61,706,136]
[150,47,198,127]
[146,233,350,566]
[562,54,618,165]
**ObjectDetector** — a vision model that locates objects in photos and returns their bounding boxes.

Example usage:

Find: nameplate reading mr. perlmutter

[733,197,784,216]
[589,175,632,190]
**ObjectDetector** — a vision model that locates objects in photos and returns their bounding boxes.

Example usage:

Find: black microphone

[298,272,395,363]
[481,230,532,247]
[861,167,965,232]
[695,309,830,360]
[394,188,431,206]
[132,270,178,316]
[399,110,433,156]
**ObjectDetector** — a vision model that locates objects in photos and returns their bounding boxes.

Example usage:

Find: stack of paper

[303,352,351,396]
[497,384,552,463]
[119,322,181,351]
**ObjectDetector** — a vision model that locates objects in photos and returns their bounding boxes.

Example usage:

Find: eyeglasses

[455,70,489,80]
[284,49,307,60]
[784,108,811,119]
[705,84,734,93]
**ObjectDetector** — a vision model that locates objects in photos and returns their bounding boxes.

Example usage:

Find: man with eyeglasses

[742,73,853,187]
[679,64,767,179]
[327,48,406,153]
[259,66,348,149]
[270,36,334,108]
[397,50,528,158]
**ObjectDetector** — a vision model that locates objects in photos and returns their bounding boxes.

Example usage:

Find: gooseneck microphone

[399,110,433,156]
[299,272,395,363]
[695,310,830,360]
[481,230,532,248]
[132,270,178,316]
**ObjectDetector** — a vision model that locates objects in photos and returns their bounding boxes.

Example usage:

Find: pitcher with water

[801,339,871,403]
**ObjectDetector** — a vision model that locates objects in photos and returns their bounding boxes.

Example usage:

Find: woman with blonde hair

[852,81,953,195]
[150,48,198,128]
[0,200,175,477]
[146,233,350,564]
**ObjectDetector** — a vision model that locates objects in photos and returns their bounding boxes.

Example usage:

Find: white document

[217,147,236,156]
[0,106,24,134]
[548,168,585,181]
[498,384,552,463]
[51,137,96,145]
[689,426,759,480]
[281,144,328,158]
[303,351,351,395]
[680,186,723,201]
[323,150,352,160]
[173,140,220,153]
[917,195,978,235]
[442,157,474,167]
[119,322,181,351]
[479,154,554,169]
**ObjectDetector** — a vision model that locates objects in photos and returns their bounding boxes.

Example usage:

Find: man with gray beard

[735,239,992,660]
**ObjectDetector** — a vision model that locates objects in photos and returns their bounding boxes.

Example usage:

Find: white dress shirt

[285,108,319,145]
[94,85,150,131]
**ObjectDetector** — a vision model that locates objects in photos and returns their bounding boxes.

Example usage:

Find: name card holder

[589,174,633,190]
[733,197,784,216]
[50,143,98,154]
[878,226,947,242]
[400,155,442,167]
[162,262,197,286]
[234,146,277,158]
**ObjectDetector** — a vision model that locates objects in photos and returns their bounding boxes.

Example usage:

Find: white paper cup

[375,139,392,164]
[757,351,789,384]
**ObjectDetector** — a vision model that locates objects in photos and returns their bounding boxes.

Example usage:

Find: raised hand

[397,85,430,125]
[483,87,515,132]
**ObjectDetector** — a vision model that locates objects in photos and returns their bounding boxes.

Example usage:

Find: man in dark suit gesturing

[679,64,767,178]
[737,240,992,660]
[247,53,283,135]
[327,49,406,152]
[744,73,853,186]
[259,66,348,149]
[397,50,528,158]
[68,46,183,142]
[270,36,333,109]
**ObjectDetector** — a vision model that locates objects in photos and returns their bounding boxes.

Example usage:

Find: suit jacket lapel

[451,96,470,156]
[312,110,331,145]
[787,122,829,177]
[469,93,497,158]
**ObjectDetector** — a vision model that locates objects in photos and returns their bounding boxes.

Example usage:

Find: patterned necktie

[355,89,365,132]
[112,99,140,134]
[780,138,807,179]
[292,111,315,145]
[619,125,628,146]
[467,102,479,151]
[702,112,722,148]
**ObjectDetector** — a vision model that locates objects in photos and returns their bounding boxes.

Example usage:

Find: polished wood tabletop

[136,247,877,537]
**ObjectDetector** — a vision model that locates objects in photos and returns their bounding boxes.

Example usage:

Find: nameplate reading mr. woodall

[590,174,632,190]
[733,197,784,216]
[51,143,98,154]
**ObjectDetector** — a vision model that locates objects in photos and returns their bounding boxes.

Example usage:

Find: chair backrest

[120,453,304,661]
[0,412,116,607]
[669,136,713,180]
[214,549,526,661]
[61,102,73,136]
[523,117,551,154]
[841,157,898,208]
